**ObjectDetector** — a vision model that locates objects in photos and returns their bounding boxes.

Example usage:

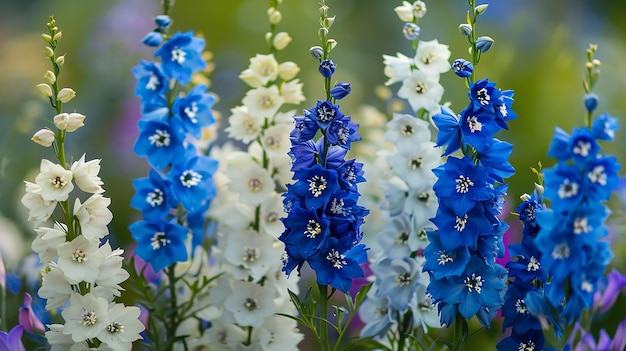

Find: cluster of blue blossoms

[423,61,517,327]
[129,16,218,272]
[279,58,369,293]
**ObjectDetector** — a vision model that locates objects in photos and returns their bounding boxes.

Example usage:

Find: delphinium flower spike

[21,17,143,350]
[278,2,371,350]
[421,0,516,340]
[358,1,448,349]
[201,0,304,348]
[128,3,222,349]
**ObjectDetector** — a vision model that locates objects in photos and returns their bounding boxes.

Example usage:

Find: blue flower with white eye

[542,162,585,212]
[290,164,340,209]
[291,116,320,142]
[468,79,502,113]
[548,126,599,165]
[458,105,502,153]
[130,219,189,272]
[280,205,331,259]
[493,89,517,129]
[318,59,336,78]
[359,293,395,338]
[327,116,360,149]
[308,100,343,129]
[336,159,365,192]
[591,112,619,141]
[171,84,216,139]
[134,119,186,170]
[452,59,473,78]
[154,31,206,85]
[168,152,218,214]
[131,169,174,220]
[431,199,494,251]
[432,155,491,216]
[308,237,367,293]
[132,60,168,106]
[422,229,471,280]
[584,155,621,202]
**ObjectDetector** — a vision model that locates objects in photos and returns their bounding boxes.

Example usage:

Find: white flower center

[454,214,468,232]
[455,175,474,194]
[305,219,322,239]
[107,322,124,334]
[338,127,349,144]
[466,116,483,133]
[573,140,592,157]
[50,176,67,188]
[515,299,528,314]
[518,340,536,351]
[148,129,171,147]
[557,179,578,199]
[317,104,336,123]
[581,280,593,293]
[184,102,199,123]
[264,135,280,148]
[527,256,540,271]
[72,249,87,263]
[415,81,427,94]
[171,48,186,64]
[151,232,170,250]
[258,94,275,107]
[551,243,570,260]
[476,88,490,105]
[243,247,260,263]
[437,250,454,265]
[81,310,97,326]
[396,272,412,287]
[330,197,345,215]
[573,217,591,234]
[588,165,607,186]
[308,175,327,197]
[248,178,263,192]
[146,188,164,207]
[146,72,159,91]
[326,249,347,269]
[180,170,202,188]
[464,273,483,294]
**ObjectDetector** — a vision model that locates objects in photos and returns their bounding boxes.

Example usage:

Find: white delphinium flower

[71,154,104,194]
[227,162,275,206]
[223,280,276,328]
[387,142,440,189]
[260,123,292,160]
[279,79,305,105]
[32,128,55,147]
[32,225,67,262]
[242,85,284,119]
[34,159,74,201]
[46,324,84,351]
[414,39,451,75]
[256,315,303,351]
[21,181,56,226]
[278,61,300,81]
[383,53,412,86]
[73,194,113,241]
[96,303,143,350]
[259,194,285,238]
[397,70,444,113]
[403,187,438,237]
[56,235,105,284]
[95,243,130,298]
[222,230,282,281]
[226,106,265,143]
[39,263,73,310]
[409,284,440,332]
[204,320,248,350]
[384,113,431,151]
[61,292,110,342]
[240,54,280,88]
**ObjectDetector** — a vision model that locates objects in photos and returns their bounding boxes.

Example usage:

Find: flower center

[317,104,336,123]
[527,256,540,271]
[243,247,260,263]
[264,135,280,148]
[581,280,593,293]
[464,273,484,294]
[572,140,592,157]
[551,243,570,260]
[308,175,327,197]
[396,272,412,287]
[305,219,322,239]
[499,104,508,117]
[180,170,202,188]
[417,229,427,241]
[588,165,607,186]
[146,72,160,91]
[518,340,536,351]
[396,231,409,245]
[266,212,279,223]
[151,232,170,250]
[184,102,199,123]
[146,188,164,207]
[466,116,483,133]
[337,127,350,144]
[72,249,87,263]
[258,94,275,107]
[515,299,528,314]
[50,176,67,188]
[244,298,259,311]
[107,322,124,334]
[171,48,187,64]
[557,179,578,199]
[409,157,423,169]
[573,217,591,234]
[81,310,97,326]
[417,192,429,202]
[455,175,474,194]
[476,88,490,105]
[330,197,345,215]
[401,124,413,136]
[148,129,171,147]
[415,81,427,94]
[437,250,454,265]
[454,214,468,232]
[248,178,263,192]
[326,249,347,269]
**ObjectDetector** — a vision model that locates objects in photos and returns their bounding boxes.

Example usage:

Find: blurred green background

[1,0,625,346]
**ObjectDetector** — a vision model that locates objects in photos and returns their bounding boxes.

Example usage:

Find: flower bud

[53,31,62,41]
[44,70,56,85]
[310,46,324,60]
[57,88,76,103]
[330,82,351,100]
[272,32,292,51]
[44,46,54,57]
[452,59,473,78]
[584,93,599,112]
[458,23,472,36]
[55,55,65,66]
[475,36,494,53]
[41,33,52,42]
[413,1,427,18]
[54,112,85,132]
[393,4,413,22]
[402,23,420,40]
[534,183,544,198]
[265,32,272,45]
[278,61,300,81]
[475,4,489,15]
[36,83,53,98]
[324,16,336,29]
[154,15,172,30]
[142,31,163,47]
[318,27,329,39]
[268,8,282,25]
[32,129,55,147]
[326,39,337,51]
[318,59,335,78]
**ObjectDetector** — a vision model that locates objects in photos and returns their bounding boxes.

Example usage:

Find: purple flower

[18,293,44,334]
[0,325,26,351]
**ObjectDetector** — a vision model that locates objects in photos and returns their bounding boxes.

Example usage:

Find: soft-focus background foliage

[1,0,625,346]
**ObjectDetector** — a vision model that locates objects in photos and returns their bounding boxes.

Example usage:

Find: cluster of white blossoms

[21,18,143,351]
[200,3,304,350]
[360,0,447,343]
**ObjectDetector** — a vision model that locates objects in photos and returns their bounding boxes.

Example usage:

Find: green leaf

[341,337,394,351]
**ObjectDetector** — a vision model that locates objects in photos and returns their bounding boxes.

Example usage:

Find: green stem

[452,317,465,351]
[318,284,330,351]
[468,0,478,83]
[165,265,178,351]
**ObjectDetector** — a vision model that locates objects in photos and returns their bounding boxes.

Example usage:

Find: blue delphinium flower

[452,58,473,78]
[130,219,189,272]
[154,31,206,85]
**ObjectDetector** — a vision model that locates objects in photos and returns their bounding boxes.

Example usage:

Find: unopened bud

[54,112,85,132]
[44,70,56,85]
[278,61,300,81]
[268,8,282,25]
[534,183,544,197]
[53,31,62,41]
[326,39,337,52]
[32,129,55,147]
[36,83,53,98]
[55,55,65,66]
[41,34,52,42]
[325,16,335,29]
[44,46,54,57]
[265,32,272,45]
[592,59,601,66]
[519,193,531,202]
[57,88,76,103]
[584,93,599,113]
[318,27,328,39]
[273,32,292,51]
[476,36,494,53]
[459,23,472,36]
[310,46,324,60]
[475,4,489,15]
